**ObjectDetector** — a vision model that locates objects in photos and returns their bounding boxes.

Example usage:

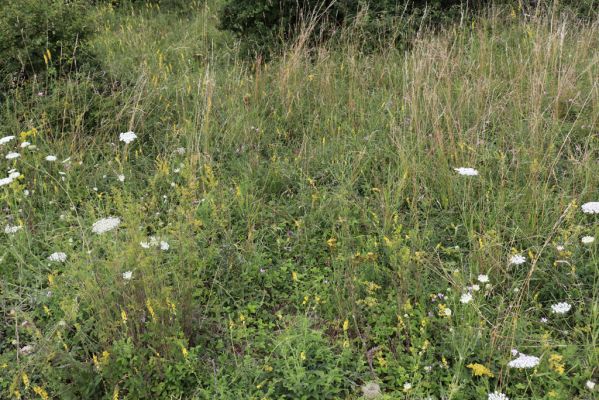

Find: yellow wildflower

[343,319,349,332]
[21,372,30,388]
[300,351,306,361]
[467,363,494,378]
[33,386,49,400]
[549,354,565,375]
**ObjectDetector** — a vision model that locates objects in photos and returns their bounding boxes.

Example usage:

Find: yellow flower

[291,271,298,282]
[181,345,189,358]
[33,386,49,400]
[21,372,30,388]
[113,385,119,400]
[120,309,127,323]
[467,363,494,378]
[146,299,156,321]
[549,354,565,375]
[343,319,349,332]
[300,351,306,361]
[326,238,337,248]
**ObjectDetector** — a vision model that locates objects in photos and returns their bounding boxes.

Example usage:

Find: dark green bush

[218,0,484,56]
[0,0,92,89]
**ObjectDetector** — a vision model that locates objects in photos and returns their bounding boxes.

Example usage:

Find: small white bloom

[20,141,31,148]
[586,380,596,390]
[140,241,151,249]
[443,307,452,317]
[45,155,57,161]
[117,174,125,182]
[91,217,121,234]
[556,245,565,251]
[511,349,519,356]
[550,302,571,314]
[0,177,13,186]
[119,131,137,144]
[8,171,20,179]
[471,284,480,292]
[4,224,22,234]
[581,236,595,244]
[540,317,548,323]
[122,271,133,280]
[175,147,185,155]
[507,353,540,369]
[488,391,509,400]
[48,252,67,262]
[0,135,15,145]
[460,293,473,304]
[509,254,526,265]
[160,241,169,251]
[581,202,599,214]
[403,382,412,391]
[6,152,20,160]
[454,167,479,176]
[477,274,489,283]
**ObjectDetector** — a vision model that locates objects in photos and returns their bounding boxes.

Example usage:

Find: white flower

[45,155,57,161]
[0,177,13,186]
[511,349,519,356]
[507,353,540,369]
[556,245,565,251]
[488,391,509,400]
[20,141,31,148]
[91,217,121,234]
[540,317,548,323]
[8,171,20,179]
[460,293,473,304]
[4,224,22,234]
[471,284,480,291]
[140,236,169,251]
[581,236,595,244]
[550,302,571,314]
[477,274,489,283]
[122,271,133,280]
[581,202,599,214]
[509,254,526,265]
[361,382,381,399]
[0,135,15,145]
[6,152,20,160]
[586,380,596,390]
[403,382,412,391]
[119,131,137,144]
[443,307,452,317]
[140,241,151,249]
[47,252,67,262]
[454,167,479,176]
[117,174,125,182]
[160,241,169,251]
[175,147,185,155]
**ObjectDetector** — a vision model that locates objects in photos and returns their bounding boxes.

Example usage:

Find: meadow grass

[0,2,598,399]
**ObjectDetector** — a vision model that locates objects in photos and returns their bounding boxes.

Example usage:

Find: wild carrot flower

[48,252,67,262]
[550,302,571,314]
[92,217,121,234]
[45,155,57,161]
[477,274,489,283]
[586,381,596,390]
[0,135,15,145]
[122,271,132,280]
[6,152,20,159]
[454,167,479,176]
[581,202,599,214]
[488,392,509,400]
[119,131,137,144]
[507,353,540,369]
[581,236,595,244]
[4,224,21,234]
[509,254,526,265]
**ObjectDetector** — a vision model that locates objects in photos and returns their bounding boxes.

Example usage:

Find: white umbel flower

[460,293,473,304]
[4,224,22,234]
[581,202,599,214]
[477,274,489,283]
[550,302,571,314]
[119,131,137,144]
[140,236,169,251]
[0,135,15,145]
[122,271,133,280]
[20,141,31,148]
[48,252,67,262]
[6,152,20,160]
[586,380,596,390]
[117,174,125,182]
[454,167,479,176]
[507,353,540,369]
[45,155,57,161]
[91,217,121,234]
[581,236,595,244]
[488,391,509,400]
[509,254,526,265]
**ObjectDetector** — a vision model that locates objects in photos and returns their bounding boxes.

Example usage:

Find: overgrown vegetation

[0,1,598,399]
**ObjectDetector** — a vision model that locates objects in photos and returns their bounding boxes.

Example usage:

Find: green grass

[1,2,598,399]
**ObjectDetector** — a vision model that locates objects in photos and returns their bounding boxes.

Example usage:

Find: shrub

[0,0,92,89]
[218,0,484,56]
